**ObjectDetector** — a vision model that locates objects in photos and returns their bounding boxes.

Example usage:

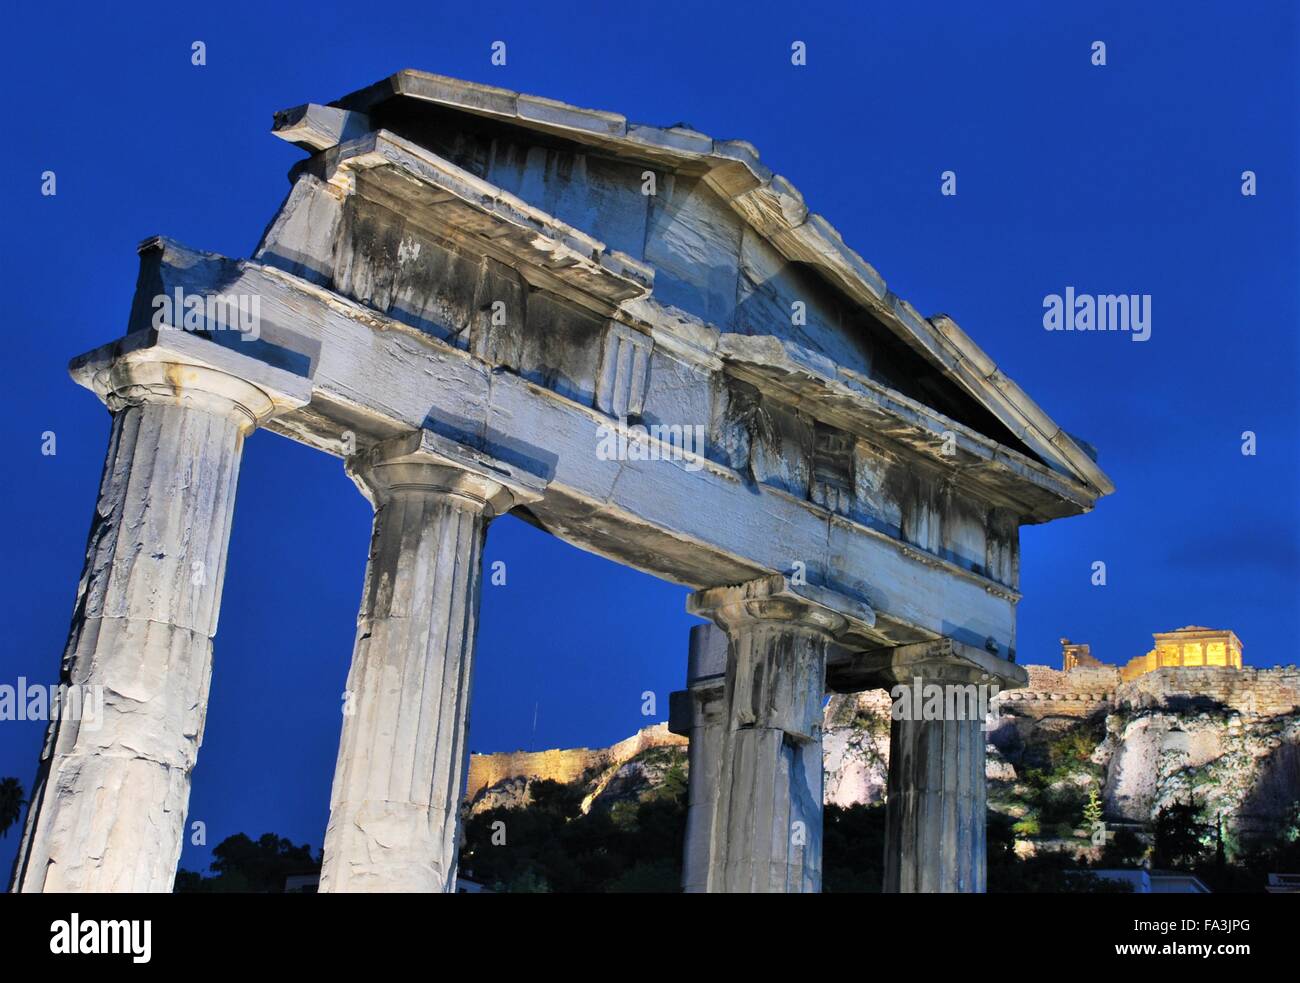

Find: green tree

[1282,800,1300,843]
[1100,827,1148,867]
[528,778,584,820]
[606,859,679,893]
[1153,801,1209,869]
[1047,728,1101,772]
[176,832,319,892]
[505,867,551,893]
[457,772,688,893]
[650,760,688,805]
[1083,786,1104,830]
[0,778,25,838]
[987,812,1017,863]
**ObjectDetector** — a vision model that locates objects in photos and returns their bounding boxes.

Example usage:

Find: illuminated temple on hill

[1062,627,1244,681]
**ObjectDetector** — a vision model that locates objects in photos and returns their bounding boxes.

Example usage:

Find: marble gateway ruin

[11,71,1113,893]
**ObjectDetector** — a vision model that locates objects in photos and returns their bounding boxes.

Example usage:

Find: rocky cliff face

[466,667,1300,855]
[1094,669,1300,846]
[823,690,892,807]
[981,665,1298,854]
[464,723,687,816]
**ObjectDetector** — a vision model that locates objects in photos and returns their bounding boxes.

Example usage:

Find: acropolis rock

[464,723,687,815]
[470,642,1300,862]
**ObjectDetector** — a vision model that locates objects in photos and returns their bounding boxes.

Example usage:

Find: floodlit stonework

[13,71,1113,894]
[464,722,688,814]
[1063,627,1245,681]
[470,658,1300,865]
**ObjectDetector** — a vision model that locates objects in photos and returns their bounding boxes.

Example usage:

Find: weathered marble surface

[885,714,988,893]
[687,577,870,892]
[314,71,1113,505]
[319,432,543,893]
[13,362,278,892]
[679,624,727,893]
[129,239,1026,658]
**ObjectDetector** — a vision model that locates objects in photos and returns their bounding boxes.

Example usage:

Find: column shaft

[681,686,724,893]
[884,714,987,892]
[318,437,520,893]
[13,371,258,892]
[708,623,827,893]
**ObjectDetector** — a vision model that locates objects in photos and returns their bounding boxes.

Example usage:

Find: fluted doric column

[687,575,862,893]
[12,358,282,892]
[879,643,1005,893]
[885,709,987,893]
[319,431,544,893]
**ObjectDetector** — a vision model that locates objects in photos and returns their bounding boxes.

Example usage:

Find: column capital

[840,637,1029,691]
[347,429,548,518]
[686,573,875,642]
[105,360,279,432]
[70,329,312,433]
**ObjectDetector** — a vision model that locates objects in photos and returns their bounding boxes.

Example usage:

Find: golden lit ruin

[1062,627,1244,681]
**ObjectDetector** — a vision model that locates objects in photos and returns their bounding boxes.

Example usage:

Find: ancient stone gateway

[11,71,1112,893]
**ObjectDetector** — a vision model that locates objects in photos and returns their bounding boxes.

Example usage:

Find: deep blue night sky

[1,1,1295,878]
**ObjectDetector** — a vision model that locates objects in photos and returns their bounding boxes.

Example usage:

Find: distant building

[1061,627,1244,681]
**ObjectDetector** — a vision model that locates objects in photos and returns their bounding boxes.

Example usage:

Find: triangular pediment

[274,70,1112,503]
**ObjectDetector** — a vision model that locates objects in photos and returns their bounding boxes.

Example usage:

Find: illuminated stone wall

[1117,665,1300,716]
[464,722,686,804]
